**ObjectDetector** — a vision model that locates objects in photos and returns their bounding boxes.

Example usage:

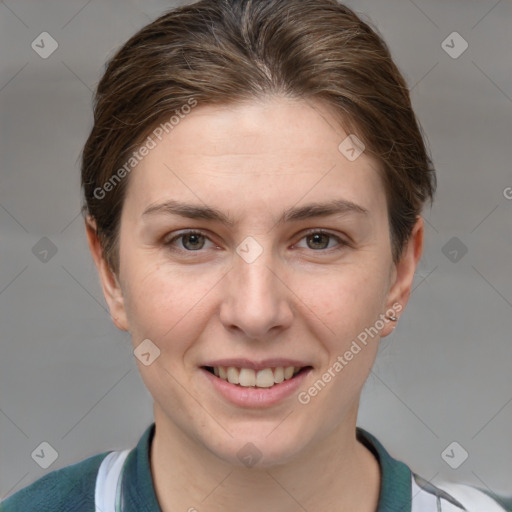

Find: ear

[85,216,130,332]
[380,216,424,337]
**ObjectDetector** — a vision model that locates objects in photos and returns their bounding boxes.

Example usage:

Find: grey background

[1,0,511,501]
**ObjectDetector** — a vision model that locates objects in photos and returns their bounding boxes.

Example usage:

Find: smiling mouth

[203,365,312,388]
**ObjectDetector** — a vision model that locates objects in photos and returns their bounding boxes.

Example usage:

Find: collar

[356,426,412,512]
[120,423,412,512]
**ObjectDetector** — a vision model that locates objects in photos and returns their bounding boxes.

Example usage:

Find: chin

[205,426,312,469]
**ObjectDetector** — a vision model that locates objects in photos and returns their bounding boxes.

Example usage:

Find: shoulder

[412,472,512,512]
[356,427,511,512]
[0,450,111,512]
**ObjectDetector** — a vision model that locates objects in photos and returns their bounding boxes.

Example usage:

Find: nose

[219,242,294,340]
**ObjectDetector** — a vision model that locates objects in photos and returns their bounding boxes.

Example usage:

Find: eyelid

[163,229,216,249]
[164,228,349,253]
[295,228,349,249]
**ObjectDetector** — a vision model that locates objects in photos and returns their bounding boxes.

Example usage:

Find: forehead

[123,97,386,220]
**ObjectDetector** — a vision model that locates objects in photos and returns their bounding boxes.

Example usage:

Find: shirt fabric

[1,422,510,512]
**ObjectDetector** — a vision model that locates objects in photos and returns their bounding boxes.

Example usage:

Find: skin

[86,96,423,512]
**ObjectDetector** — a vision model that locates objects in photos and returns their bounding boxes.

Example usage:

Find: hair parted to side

[81,0,436,276]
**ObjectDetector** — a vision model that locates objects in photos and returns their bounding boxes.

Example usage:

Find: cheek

[122,260,218,344]
[303,260,390,337]
[297,264,389,409]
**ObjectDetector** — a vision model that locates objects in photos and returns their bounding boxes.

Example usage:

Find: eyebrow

[141,198,368,226]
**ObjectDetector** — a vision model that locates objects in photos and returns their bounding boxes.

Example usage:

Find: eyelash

[163,229,348,254]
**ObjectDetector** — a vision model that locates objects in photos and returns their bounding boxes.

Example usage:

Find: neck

[150,405,381,512]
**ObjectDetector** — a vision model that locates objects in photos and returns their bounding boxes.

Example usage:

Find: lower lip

[200,367,312,408]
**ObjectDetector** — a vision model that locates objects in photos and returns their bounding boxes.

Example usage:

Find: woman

[1,0,510,511]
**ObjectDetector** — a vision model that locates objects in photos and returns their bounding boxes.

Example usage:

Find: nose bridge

[221,235,291,338]
[235,234,280,308]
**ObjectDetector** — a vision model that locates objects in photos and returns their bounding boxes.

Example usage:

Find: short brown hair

[81,0,436,275]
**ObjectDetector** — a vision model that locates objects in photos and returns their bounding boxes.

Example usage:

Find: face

[87,96,422,467]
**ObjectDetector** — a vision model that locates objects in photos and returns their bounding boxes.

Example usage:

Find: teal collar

[120,423,412,512]
[356,426,412,512]
[120,423,162,512]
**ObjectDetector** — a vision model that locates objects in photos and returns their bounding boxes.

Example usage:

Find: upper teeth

[213,366,301,387]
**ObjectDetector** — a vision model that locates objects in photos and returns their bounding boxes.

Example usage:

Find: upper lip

[201,358,313,371]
